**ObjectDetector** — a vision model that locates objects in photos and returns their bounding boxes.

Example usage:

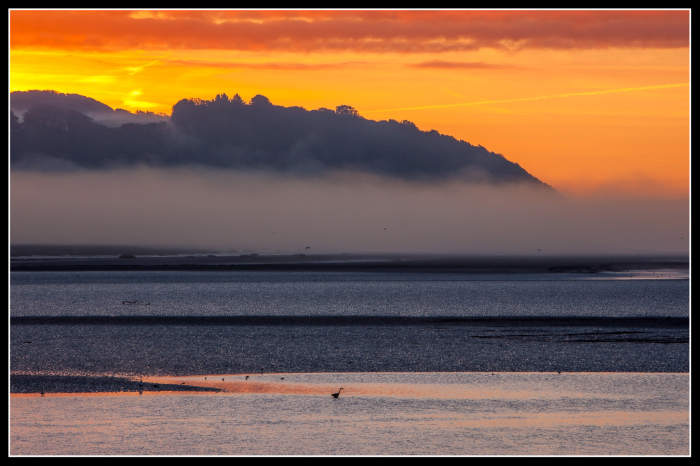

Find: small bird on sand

[245,376,249,380]
[331,388,344,398]
[261,367,264,375]
[281,377,284,380]
[222,378,225,381]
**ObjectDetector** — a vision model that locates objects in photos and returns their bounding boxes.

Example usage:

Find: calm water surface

[11,271,689,454]
[10,271,689,317]
[11,372,689,455]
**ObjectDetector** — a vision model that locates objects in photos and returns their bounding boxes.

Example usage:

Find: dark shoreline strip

[10,375,221,394]
[11,316,688,328]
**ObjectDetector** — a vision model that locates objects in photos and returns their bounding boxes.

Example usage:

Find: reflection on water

[10,271,690,317]
[10,372,688,455]
[599,270,689,280]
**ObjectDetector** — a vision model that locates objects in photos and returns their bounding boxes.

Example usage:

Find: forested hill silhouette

[11,90,168,126]
[10,91,554,188]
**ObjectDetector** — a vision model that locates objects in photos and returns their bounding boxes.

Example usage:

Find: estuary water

[10,270,690,455]
[9,270,690,318]
[11,372,689,455]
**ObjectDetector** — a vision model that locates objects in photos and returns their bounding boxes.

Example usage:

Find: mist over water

[10,168,689,254]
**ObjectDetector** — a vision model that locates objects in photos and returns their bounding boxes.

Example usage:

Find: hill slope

[10,91,555,190]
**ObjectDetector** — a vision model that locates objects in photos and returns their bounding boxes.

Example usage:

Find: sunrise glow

[10,10,689,198]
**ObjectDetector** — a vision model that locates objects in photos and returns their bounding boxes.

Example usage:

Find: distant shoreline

[10,253,689,274]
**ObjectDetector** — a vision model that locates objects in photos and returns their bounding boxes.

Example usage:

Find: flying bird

[537,249,542,252]
[331,388,344,398]
[272,231,277,235]
[305,246,310,250]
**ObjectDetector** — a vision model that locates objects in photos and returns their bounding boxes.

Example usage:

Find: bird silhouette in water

[383,228,387,230]
[537,249,542,252]
[245,376,249,380]
[331,388,344,398]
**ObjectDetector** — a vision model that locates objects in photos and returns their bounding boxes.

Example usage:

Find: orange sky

[9,10,690,198]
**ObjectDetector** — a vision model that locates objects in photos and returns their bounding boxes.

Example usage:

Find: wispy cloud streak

[363,83,689,113]
[410,60,515,69]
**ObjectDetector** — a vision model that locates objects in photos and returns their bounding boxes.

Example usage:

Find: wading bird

[331,388,344,398]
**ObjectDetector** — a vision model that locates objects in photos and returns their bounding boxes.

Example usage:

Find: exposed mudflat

[10,375,221,394]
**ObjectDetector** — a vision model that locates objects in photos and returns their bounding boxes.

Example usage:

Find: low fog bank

[10,168,689,255]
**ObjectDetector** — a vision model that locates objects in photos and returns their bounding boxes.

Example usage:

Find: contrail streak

[363,83,689,114]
